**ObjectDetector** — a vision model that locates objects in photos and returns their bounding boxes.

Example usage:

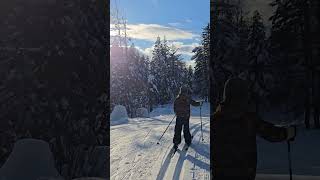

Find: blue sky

[110,0,209,67]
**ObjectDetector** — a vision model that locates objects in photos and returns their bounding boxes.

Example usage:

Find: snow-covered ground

[110,102,320,180]
[1,102,319,179]
[256,126,320,179]
[110,103,210,180]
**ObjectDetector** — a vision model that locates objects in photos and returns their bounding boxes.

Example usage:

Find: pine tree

[110,43,150,117]
[247,10,269,112]
[149,37,189,105]
[269,0,319,128]
[211,1,241,104]
[150,37,167,104]
[187,65,194,92]
[0,0,108,177]
[193,24,210,101]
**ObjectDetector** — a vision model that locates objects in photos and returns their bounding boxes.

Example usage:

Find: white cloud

[135,45,154,57]
[110,23,198,41]
[194,37,201,42]
[143,46,154,57]
[170,41,200,57]
[134,42,199,70]
[135,46,147,55]
[168,22,182,27]
[135,41,200,59]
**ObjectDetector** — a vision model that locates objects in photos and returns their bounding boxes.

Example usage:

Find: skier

[212,77,296,180]
[173,86,202,150]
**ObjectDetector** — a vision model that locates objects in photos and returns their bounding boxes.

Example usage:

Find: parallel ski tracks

[111,115,210,180]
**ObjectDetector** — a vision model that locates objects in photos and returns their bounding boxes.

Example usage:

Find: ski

[184,135,194,151]
[171,136,193,157]
[170,147,178,158]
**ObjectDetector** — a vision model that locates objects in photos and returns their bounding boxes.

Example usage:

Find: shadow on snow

[156,124,209,179]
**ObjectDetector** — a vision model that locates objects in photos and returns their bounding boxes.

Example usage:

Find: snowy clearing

[110,103,210,180]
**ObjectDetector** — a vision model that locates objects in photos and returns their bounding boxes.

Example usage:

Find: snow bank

[110,105,128,125]
[136,107,149,117]
[0,138,62,180]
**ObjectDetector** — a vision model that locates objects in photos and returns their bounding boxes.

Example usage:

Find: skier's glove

[286,126,296,141]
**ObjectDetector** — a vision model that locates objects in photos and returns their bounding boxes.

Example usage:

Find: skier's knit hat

[223,77,249,105]
[179,86,190,96]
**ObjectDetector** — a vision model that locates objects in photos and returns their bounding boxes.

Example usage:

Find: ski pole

[287,125,296,180]
[287,140,292,180]
[156,115,176,144]
[200,102,204,141]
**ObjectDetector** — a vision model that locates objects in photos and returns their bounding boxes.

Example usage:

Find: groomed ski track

[110,103,210,180]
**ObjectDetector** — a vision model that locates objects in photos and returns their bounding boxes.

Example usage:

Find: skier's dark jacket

[212,78,288,179]
[174,87,201,117]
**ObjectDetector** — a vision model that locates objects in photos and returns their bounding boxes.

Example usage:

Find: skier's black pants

[173,116,191,145]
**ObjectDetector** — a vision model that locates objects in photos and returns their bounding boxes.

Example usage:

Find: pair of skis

[170,136,193,158]
[169,144,189,158]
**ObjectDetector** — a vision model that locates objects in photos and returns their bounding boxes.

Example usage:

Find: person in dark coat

[173,86,202,149]
[212,77,296,180]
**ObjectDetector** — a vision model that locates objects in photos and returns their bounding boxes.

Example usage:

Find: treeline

[0,1,108,178]
[110,25,210,117]
[211,0,320,128]
[110,37,192,117]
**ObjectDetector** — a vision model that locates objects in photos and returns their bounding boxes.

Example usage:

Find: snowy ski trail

[111,104,210,180]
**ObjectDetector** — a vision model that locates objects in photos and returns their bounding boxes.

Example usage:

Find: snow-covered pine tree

[150,37,166,104]
[202,24,210,101]
[193,24,210,101]
[137,55,151,110]
[1,0,108,177]
[211,0,241,104]
[174,58,189,94]
[269,0,319,127]
[149,36,190,106]
[168,44,182,99]
[110,42,126,107]
[149,37,186,105]
[247,10,270,113]
[187,65,194,94]
[126,44,150,117]
[110,42,150,117]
